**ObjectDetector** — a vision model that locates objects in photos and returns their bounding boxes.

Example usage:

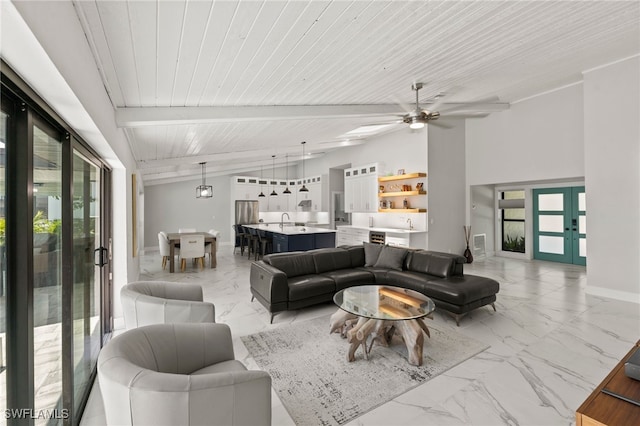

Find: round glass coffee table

[332,285,435,366]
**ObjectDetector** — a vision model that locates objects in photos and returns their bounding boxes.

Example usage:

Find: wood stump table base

[330,311,433,366]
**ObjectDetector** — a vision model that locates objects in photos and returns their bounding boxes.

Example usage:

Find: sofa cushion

[264,252,316,278]
[311,248,353,274]
[364,242,383,266]
[373,245,408,271]
[321,269,374,291]
[287,275,336,301]
[357,266,391,284]
[344,245,366,268]
[407,251,457,278]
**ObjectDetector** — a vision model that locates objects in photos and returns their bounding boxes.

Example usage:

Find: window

[500,190,525,253]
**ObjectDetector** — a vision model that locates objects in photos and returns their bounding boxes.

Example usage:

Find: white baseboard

[586,285,640,305]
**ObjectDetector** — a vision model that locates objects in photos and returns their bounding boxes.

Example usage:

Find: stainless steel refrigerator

[235,200,259,225]
[234,200,259,252]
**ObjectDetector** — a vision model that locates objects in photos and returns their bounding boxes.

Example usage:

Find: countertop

[336,225,426,234]
[243,223,337,235]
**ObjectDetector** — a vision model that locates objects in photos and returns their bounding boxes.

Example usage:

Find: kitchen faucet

[280,212,290,228]
[406,218,413,230]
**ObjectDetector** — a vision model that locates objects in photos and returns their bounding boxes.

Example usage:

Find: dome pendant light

[299,141,309,193]
[283,153,291,194]
[258,163,265,197]
[195,162,213,198]
[270,155,278,196]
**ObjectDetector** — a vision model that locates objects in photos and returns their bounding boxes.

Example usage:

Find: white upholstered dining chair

[157,231,178,270]
[180,234,205,271]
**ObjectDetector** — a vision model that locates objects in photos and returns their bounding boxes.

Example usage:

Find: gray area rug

[241,314,489,425]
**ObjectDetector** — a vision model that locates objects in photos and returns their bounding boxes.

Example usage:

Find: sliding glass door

[71,149,102,416]
[2,63,112,425]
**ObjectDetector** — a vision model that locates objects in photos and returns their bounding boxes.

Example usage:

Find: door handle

[94,247,108,267]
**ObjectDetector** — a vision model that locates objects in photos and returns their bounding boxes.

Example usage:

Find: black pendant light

[283,153,291,194]
[195,162,213,198]
[258,163,265,197]
[299,141,309,192]
[270,155,278,196]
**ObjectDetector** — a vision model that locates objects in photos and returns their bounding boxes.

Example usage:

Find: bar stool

[233,225,248,255]
[256,230,273,260]
[245,227,259,259]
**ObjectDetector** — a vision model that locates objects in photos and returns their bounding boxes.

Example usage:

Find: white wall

[583,56,640,303]
[143,175,232,249]
[467,83,585,185]
[466,57,640,304]
[428,119,467,254]
[470,185,496,256]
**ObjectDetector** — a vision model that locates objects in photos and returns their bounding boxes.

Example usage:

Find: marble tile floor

[80,247,640,426]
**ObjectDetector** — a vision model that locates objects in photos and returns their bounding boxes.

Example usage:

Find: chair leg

[181,258,186,272]
[199,257,204,270]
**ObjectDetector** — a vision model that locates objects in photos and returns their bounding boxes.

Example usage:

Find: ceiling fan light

[409,118,425,130]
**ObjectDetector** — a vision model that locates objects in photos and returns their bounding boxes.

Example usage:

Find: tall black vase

[463,245,474,263]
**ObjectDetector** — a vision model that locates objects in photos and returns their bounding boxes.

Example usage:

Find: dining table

[166,232,217,273]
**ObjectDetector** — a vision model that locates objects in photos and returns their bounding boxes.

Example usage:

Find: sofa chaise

[250,244,499,325]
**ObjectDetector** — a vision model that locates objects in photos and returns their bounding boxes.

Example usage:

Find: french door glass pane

[538,193,564,211]
[72,150,101,415]
[579,238,587,257]
[579,216,587,234]
[0,111,7,425]
[33,124,63,424]
[578,192,586,211]
[502,221,525,252]
[539,235,564,254]
[538,215,564,233]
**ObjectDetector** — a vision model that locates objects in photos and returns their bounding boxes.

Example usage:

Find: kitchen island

[243,224,336,253]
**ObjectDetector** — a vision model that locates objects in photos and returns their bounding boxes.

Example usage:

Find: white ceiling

[72,0,640,185]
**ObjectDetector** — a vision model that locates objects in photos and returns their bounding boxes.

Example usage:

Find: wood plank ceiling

[72,0,640,184]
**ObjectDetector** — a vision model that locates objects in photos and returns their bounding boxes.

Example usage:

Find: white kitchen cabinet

[336,226,370,246]
[344,163,378,212]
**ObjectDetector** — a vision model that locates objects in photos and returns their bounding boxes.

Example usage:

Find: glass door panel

[72,150,102,416]
[32,123,63,424]
[571,187,586,265]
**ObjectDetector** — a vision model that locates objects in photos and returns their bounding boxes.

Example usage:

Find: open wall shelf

[379,190,426,197]
[378,208,427,213]
[378,172,427,182]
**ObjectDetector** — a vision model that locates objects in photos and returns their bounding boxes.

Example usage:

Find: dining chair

[179,228,196,233]
[158,231,178,270]
[179,235,205,271]
[205,229,220,266]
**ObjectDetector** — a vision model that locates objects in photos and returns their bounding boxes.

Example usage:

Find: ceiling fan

[402,82,440,130]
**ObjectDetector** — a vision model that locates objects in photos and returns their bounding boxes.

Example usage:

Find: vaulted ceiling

[72,0,640,185]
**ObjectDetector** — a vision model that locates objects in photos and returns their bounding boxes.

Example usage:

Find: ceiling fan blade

[390,94,414,115]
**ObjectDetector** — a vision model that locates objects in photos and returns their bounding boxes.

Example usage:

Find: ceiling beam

[115,103,509,127]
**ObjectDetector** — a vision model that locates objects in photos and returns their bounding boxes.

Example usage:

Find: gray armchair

[98,323,272,425]
[121,281,215,329]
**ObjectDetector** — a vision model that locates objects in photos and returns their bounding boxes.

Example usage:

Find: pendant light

[270,155,278,196]
[258,163,265,197]
[195,162,213,198]
[299,141,309,192]
[283,153,291,194]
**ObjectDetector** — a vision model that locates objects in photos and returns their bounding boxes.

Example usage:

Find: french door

[533,186,586,265]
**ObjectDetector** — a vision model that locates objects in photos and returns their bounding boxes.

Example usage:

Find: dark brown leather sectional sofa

[249,244,499,325]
